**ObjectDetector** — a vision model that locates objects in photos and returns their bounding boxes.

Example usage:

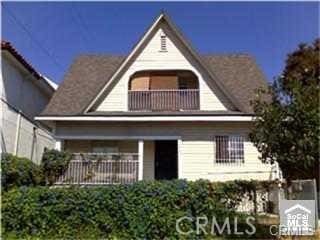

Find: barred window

[215,136,244,164]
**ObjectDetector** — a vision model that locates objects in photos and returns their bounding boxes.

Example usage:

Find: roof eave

[1,41,56,94]
[35,114,255,122]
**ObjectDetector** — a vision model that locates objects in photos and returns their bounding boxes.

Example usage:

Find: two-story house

[36,13,275,184]
[1,40,57,163]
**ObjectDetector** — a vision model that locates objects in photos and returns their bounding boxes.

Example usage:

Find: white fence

[55,153,139,185]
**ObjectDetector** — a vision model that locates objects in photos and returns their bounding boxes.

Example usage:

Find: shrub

[41,148,72,185]
[2,180,275,239]
[1,153,44,190]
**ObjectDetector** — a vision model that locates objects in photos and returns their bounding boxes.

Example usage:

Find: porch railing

[128,89,199,111]
[55,153,139,185]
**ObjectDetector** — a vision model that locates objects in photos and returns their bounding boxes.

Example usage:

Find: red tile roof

[2,40,42,79]
[1,40,56,93]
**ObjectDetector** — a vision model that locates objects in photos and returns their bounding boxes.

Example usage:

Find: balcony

[128,89,199,111]
[128,70,200,111]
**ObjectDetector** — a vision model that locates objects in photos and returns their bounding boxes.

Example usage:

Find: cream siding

[57,122,272,181]
[143,140,155,180]
[64,140,92,153]
[96,23,234,112]
[64,140,138,153]
[118,140,137,153]
[180,139,270,181]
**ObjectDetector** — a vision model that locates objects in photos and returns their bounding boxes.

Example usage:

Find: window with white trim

[215,136,244,164]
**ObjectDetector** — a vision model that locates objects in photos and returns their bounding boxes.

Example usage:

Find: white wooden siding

[180,139,270,181]
[57,122,272,181]
[96,22,234,112]
[64,140,92,153]
[143,140,155,180]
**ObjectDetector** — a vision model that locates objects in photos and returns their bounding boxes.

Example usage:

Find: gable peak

[84,12,246,113]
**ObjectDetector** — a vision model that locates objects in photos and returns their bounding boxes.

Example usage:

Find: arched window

[129,70,198,91]
[128,70,200,111]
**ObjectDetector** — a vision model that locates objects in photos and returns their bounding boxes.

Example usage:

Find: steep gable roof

[84,13,246,113]
[203,54,269,113]
[42,55,124,116]
[41,13,270,116]
[41,54,268,116]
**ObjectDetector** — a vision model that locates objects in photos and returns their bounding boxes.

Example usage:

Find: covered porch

[55,139,178,185]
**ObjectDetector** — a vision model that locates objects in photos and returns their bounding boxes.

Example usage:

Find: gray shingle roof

[202,54,269,113]
[41,54,268,116]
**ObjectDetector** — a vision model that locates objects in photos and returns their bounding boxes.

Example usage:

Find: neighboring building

[37,13,278,184]
[1,40,57,163]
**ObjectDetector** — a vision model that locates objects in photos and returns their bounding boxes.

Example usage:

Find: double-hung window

[215,136,244,164]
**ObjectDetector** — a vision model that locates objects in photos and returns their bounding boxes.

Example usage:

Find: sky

[2,2,319,84]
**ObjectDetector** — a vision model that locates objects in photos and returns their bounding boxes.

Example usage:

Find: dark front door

[154,140,178,180]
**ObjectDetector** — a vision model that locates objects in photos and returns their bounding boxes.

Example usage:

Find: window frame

[214,135,244,164]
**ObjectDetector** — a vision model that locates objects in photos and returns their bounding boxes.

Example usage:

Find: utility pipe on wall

[13,110,21,155]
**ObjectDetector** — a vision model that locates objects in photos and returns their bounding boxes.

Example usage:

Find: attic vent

[160,34,167,52]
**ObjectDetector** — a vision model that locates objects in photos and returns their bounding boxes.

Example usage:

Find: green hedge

[2,180,274,239]
[1,153,44,190]
[41,148,72,185]
[1,149,72,190]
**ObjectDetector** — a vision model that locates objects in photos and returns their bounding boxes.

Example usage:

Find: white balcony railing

[128,89,199,111]
[55,153,139,185]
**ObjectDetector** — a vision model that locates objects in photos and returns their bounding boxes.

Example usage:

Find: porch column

[53,124,63,151]
[178,139,182,179]
[138,139,144,180]
[55,140,63,151]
